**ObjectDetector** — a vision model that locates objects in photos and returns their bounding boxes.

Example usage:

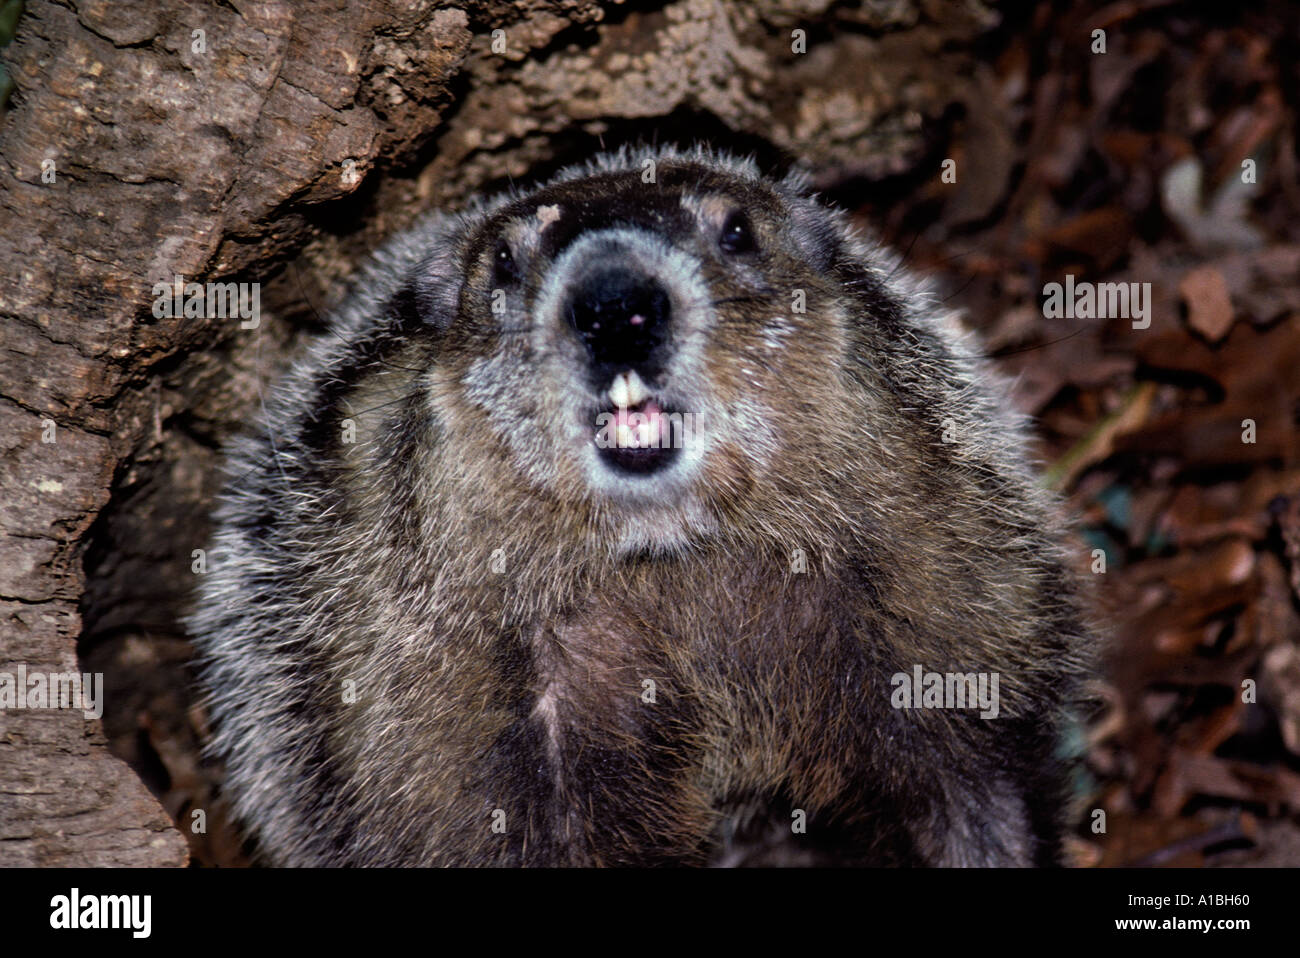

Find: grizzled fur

[190,146,1090,866]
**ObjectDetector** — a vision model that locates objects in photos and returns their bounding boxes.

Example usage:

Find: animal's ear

[784,193,841,274]
[778,165,814,196]
[399,218,469,333]
[386,279,434,333]
[379,260,459,336]
[411,253,464,333]
[775,166,842,271]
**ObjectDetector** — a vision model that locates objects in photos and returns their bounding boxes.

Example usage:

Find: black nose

[567,270,670,375]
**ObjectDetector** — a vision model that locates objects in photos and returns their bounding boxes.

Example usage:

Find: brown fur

[191,147,1090,866]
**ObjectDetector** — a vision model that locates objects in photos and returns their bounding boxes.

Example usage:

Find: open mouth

[593,370,682,475]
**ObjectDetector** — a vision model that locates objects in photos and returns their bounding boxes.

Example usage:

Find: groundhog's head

[401,147,938,554]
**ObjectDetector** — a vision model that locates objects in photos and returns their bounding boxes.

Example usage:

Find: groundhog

[190,145,1091,867]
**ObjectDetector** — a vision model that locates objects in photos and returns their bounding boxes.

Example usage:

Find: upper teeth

[608,369,649,408]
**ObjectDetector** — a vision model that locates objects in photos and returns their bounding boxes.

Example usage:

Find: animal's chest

[519,564,891,863]
[529,562,877,765]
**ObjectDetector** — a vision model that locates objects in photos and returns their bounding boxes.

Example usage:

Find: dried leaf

[1179,265,1235,342]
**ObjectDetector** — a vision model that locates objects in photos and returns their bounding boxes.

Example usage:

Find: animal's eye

[492,240,520,285]
[718,211,756,255]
